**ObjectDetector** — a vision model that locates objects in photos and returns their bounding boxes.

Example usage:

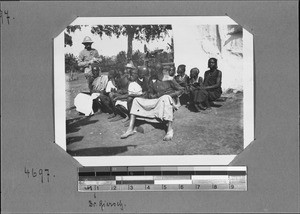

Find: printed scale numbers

[78,175,246,192]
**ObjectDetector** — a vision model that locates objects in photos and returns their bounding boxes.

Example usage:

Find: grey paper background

[1,1,299,213]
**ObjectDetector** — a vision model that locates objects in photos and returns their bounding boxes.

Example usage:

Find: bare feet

[121,115,130,123]
[124,120,130,127]
[205,107,212,112]
[194,104,201,112]
[198,103,206,110]
[108,113,116,119]
[120,130,136,139]
[109,115,123,122]
[163,129,174,141]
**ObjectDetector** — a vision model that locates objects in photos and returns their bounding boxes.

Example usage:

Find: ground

[65,72,243,156]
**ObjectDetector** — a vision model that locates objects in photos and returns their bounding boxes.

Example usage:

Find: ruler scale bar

[78,166,247,192]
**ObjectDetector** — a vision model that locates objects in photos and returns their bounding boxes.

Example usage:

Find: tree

[64,25,82,47]
[91,25,172,60]
[65,53,79,73]
[132,50,144,67]
[115,51,127,70]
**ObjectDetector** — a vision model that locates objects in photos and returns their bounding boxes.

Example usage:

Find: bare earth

[65,73,243,156]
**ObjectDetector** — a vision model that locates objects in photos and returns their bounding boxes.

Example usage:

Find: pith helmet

[82,36,93,44]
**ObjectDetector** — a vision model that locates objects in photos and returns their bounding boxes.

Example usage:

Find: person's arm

[78,51,93,67]
[114,93,129,101]
[154,81,184,98]
[146,79,156,98]
[92,50,102,63]
[168,80,184,98]
[202,70,222,90]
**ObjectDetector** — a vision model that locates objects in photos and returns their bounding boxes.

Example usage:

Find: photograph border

[54,16,254,166]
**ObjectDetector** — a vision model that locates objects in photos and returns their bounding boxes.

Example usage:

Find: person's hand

[148,94,157,99]
[113,96,120,101]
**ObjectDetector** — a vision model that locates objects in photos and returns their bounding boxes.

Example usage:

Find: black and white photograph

[2,1,298,213]
[54,16,254,166]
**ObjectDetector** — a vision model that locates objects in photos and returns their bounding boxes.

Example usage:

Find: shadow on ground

[66,116,99,134]
[67,145,138,156]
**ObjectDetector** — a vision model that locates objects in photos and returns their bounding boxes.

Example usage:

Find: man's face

[169,67,175,77]
[190,70,198,78]
[84,43,92,50]
[177,68,185,76]
[124,68,132,75]
[208,59,217,69]
[130,71,139,81]
[92,67,99,77]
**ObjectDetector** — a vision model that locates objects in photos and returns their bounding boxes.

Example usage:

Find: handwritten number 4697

[24,167,51,183]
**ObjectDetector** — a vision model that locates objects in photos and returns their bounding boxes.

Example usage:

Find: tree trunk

[127,26,135,61]
[216,25,222,53]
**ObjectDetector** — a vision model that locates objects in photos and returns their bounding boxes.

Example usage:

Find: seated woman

[193,58,222,112]
[120,63,183,141]
[188,67,205,112]
[174,64,190,105]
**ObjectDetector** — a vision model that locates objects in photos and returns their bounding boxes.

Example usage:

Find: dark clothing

[175,74,190,87]
[192,69,222,103]
[115,74,130,94]
[136,77,149,92]
[203,69,222,101]
[189,76,205,103]
[148,79,183,99]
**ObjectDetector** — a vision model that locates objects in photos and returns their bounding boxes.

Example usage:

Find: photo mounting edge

[54,16,254,167]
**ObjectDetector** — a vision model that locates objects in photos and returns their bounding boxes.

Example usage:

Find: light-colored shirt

[92,75,108,92]
[78,48,100,74]
[162,75,174,81]
[105,80,117,93]
[128,81,143,95]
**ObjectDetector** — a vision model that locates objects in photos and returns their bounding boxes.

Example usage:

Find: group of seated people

[74,57,222,141]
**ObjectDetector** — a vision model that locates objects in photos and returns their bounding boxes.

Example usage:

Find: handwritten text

[24,167,55,183]
[89,198,126,212]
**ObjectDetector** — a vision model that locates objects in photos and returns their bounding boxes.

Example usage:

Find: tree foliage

[65,53,80,73]
[90,25,172,60]
[64,25,82,47]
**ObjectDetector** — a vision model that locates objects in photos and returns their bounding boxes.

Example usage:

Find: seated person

[109,62,135,122]
[120,63,183,141]
[113,68,144,125]
[136,65,150,92]
[162,64,176,81]
[187,68,205,112]
[192,58,222,112]
[174,64,189,87]
[175,64,190,105]
[97,70,118,116]
[74,64,108,116]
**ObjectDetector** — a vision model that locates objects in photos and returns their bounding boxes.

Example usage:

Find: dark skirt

[191,88,221,103]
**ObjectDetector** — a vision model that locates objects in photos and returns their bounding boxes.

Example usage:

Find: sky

[64,25,173,58]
